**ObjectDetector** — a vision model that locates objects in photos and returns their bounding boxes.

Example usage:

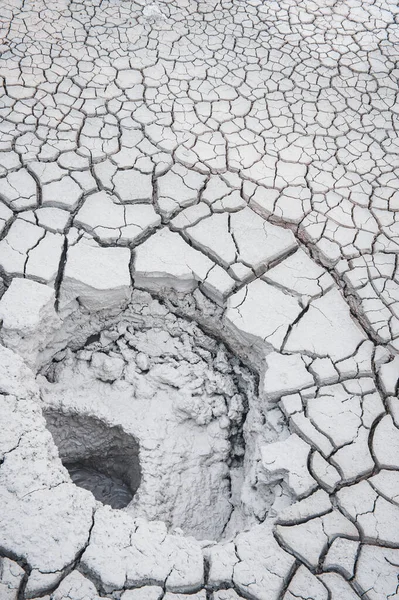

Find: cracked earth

[1,0,399,599]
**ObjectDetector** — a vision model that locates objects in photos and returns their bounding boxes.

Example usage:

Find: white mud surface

[1,0,399,599]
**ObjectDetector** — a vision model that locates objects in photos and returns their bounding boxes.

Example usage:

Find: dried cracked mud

[1,0,399,599]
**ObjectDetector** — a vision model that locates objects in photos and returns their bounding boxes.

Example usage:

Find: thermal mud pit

[38,290,289,542]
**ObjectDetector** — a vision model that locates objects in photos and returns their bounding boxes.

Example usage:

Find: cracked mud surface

[1,0,399,598]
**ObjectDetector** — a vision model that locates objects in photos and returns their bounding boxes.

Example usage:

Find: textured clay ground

[1,1,399,599]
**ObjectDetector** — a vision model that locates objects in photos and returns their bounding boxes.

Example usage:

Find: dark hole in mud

[65,462,133,509]
[84,332,101,346]
[45,411,141,509]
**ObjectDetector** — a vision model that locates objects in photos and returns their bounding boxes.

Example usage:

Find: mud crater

[38,290,288,541]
